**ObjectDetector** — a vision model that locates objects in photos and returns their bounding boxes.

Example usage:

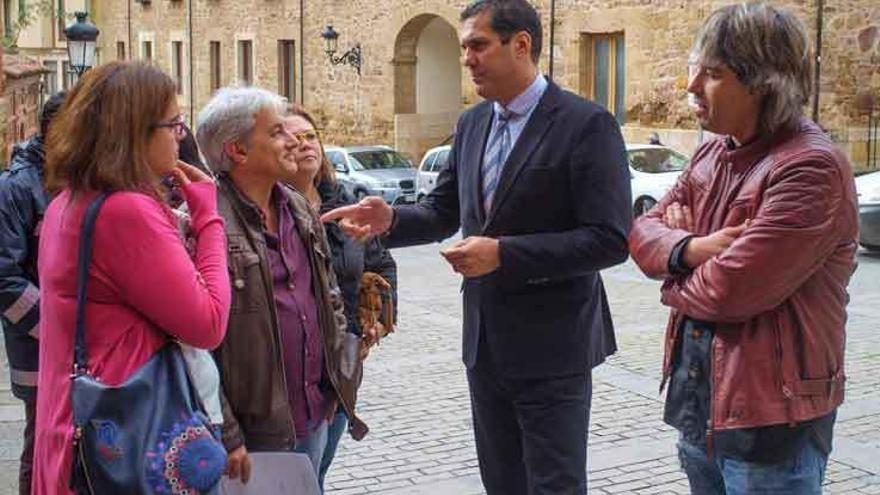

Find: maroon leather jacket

[629,119,858,432]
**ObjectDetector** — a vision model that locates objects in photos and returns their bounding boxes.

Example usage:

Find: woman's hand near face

[170,160,212,185]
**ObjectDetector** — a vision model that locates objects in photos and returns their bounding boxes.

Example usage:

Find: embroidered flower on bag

[92,419,123,462]
[145,414,227,494]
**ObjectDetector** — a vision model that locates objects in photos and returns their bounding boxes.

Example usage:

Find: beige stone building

[3,0,93,98]
[0,1,87,165]
[87,0,879,170]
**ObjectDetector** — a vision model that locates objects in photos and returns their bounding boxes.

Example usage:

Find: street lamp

[64,12,100,77]
[320,25,362,76]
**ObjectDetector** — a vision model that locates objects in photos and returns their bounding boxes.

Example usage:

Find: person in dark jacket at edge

[283,103,398,492]
[629,4,857,494]
[0,90,66,495]
[165,121,212,208]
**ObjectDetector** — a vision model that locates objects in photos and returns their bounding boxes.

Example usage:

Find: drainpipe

[188,0,194,123]
[127,0,132,59]
[299,0,305,104]
[548,0,555,81]
[812,0,823,123]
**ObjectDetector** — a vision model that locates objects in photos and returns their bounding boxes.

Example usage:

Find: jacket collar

[220,173,328,258]
[317,179,348,214]
[718,120,800,172]
[9,136,45,174]
[219,173,266,228]
[492,73,548,120]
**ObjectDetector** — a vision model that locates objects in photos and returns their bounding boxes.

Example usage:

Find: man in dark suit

[322,1,631,493]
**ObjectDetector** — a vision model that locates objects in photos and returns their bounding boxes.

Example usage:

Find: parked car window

[628,148,689,173]
[432,149,450,172]
[421,152,438,172]
[349,150,411,170]
[327,151,347,171]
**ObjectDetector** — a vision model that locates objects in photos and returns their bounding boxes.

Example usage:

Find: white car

[855,170,880,250]
[416,145,451,202]
[627,144,690,216]
[415,143,689,216]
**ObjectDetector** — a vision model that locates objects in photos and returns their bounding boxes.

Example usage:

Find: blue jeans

[677,435,828,495]
[318,408,348,491]
[293,419,329,480]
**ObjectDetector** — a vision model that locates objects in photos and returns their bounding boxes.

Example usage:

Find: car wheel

[355,189,368,200]
[634,197,657,217]
[417,194,426,203]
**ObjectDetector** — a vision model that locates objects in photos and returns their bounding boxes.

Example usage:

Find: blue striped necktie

[482,109,513,213]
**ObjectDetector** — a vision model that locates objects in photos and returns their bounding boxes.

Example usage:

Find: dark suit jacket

[387,81,632,379]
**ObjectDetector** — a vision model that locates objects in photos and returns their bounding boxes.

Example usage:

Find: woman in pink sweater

[33,61,231,494]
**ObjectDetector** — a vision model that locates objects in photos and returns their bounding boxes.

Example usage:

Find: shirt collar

[493,73,548,119]
[720,119,802,171]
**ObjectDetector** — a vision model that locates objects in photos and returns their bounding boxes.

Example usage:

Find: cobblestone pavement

[321,239,880,495]
[0,242,878,494]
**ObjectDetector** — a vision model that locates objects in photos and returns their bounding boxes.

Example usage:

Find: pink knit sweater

[32,182,230,495]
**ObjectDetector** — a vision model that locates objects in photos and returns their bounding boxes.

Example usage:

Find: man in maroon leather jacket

[629,4,858,494]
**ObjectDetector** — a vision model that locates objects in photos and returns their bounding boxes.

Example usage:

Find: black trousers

[20,397,35,495]
[467,351,592,495]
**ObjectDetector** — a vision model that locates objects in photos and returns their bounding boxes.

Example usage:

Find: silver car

[324,145,418,204]
[856,170,880,250]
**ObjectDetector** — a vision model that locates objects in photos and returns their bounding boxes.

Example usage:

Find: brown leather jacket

[629,119,858,433]
[215,175,367,452]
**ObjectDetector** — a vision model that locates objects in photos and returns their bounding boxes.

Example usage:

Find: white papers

[219,452,320,495]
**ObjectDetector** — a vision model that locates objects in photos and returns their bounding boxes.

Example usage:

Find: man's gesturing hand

[440,236,500,278]
[320,196,393,239]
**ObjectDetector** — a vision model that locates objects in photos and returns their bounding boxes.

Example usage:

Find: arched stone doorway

[393,14,462,165]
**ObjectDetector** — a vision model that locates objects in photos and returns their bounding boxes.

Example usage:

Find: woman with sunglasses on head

[33,61,231,494]
[284,104,397,491]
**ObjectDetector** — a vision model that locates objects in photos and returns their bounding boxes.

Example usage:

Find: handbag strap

[73,192,111,375]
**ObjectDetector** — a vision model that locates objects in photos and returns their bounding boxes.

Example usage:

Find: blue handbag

[69,193,227,494]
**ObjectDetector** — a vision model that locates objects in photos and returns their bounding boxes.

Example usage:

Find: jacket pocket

[229,251,262,314]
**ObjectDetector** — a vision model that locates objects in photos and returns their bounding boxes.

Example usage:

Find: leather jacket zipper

[706,332,715,458]
[775,324,796,426]
[74,426,96,495]
[660,313,683,394]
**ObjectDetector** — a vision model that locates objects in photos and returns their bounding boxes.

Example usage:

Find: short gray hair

[691,3,813,135]
[196,86,287,172]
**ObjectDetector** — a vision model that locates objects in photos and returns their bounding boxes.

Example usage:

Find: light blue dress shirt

[481,74,549,171]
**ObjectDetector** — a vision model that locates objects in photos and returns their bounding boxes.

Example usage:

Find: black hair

[178,122,208,172]
[40,91,67,136]
[461,0,542,63]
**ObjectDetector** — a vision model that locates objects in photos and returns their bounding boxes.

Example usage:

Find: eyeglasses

[292,130,321,143]
[153,115,187,138]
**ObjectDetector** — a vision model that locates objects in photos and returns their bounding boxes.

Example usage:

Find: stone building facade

[2,55,47,164]
[94,0,879,170]
[0,0,91,166]
[4,0,92,101]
